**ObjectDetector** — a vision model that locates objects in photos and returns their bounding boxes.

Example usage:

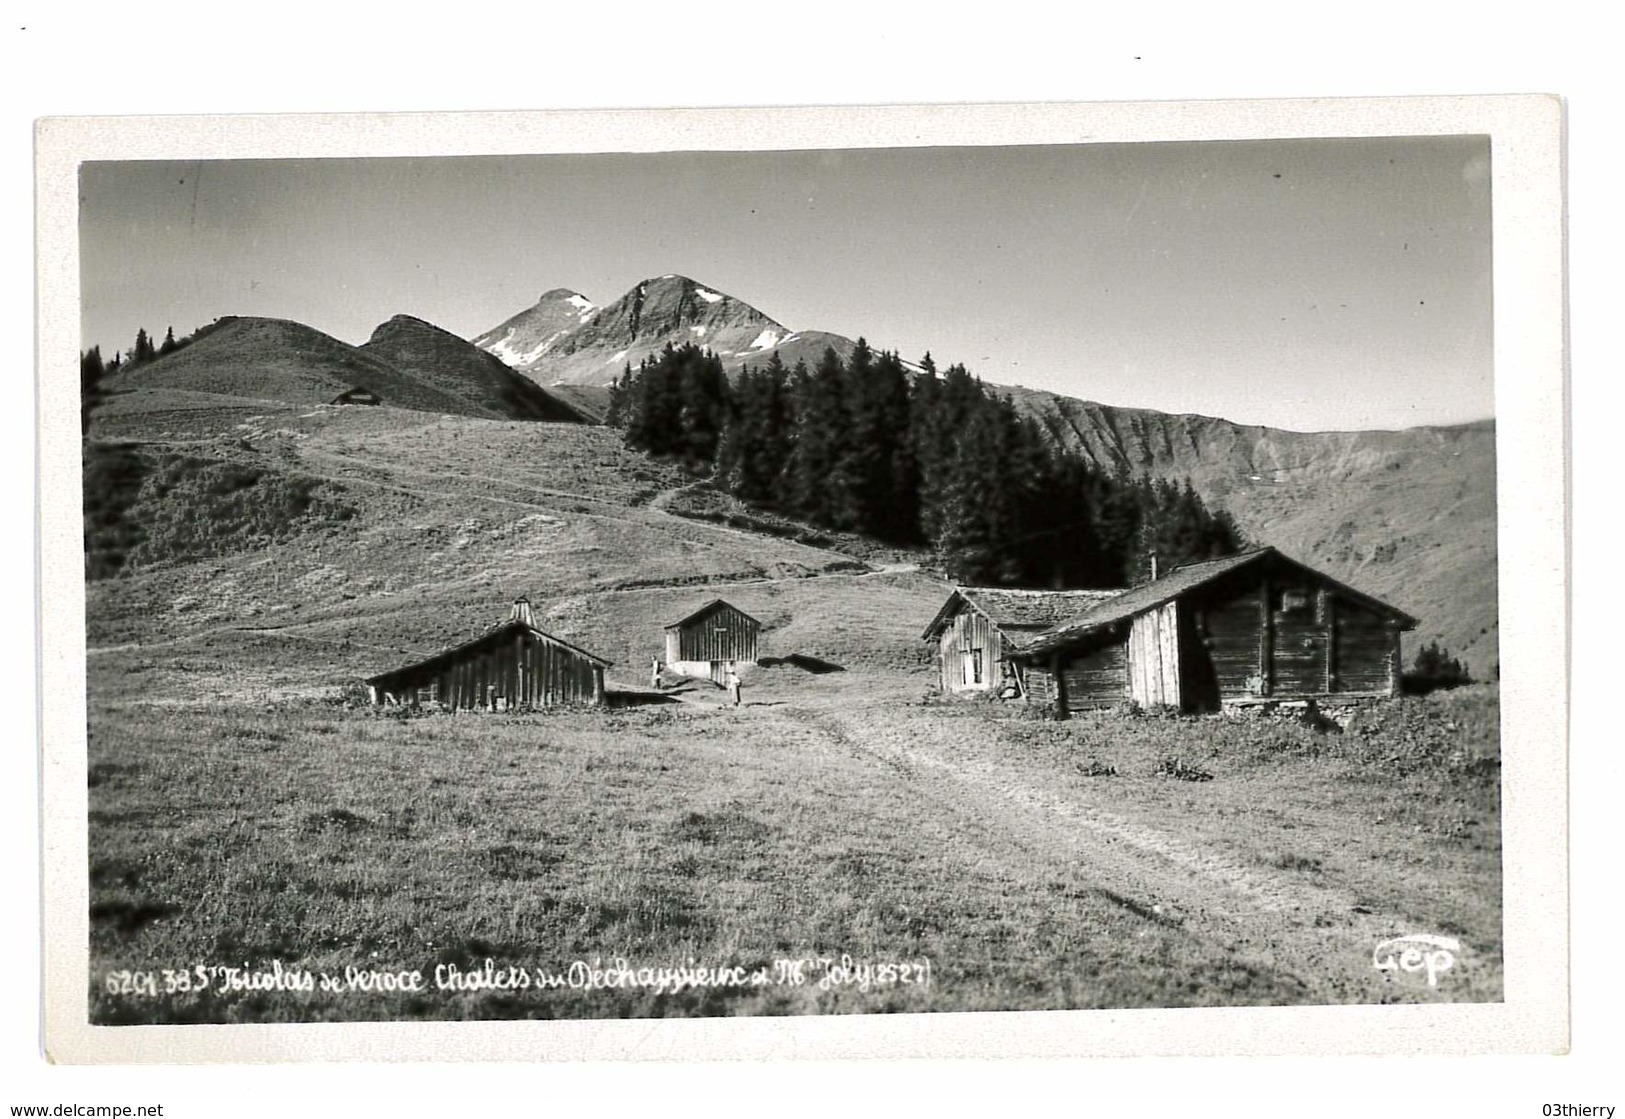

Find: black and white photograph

[34,97,1567,1068]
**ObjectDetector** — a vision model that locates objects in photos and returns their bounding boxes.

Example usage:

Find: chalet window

[1279,590,1310,614]
[964,647,984,685]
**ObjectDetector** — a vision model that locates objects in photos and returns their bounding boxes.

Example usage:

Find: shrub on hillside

[109,453,357,572]
[1403,640,1474,695]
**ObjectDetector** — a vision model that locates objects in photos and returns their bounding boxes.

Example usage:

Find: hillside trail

[646,478,712,511]
[763,698,1486,1004]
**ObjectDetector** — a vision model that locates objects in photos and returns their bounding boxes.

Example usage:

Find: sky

[79,136,1492,432]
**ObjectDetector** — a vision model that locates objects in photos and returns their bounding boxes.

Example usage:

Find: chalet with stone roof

[921,586,1125,695]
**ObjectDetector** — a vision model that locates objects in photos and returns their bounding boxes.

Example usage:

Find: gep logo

[1373,934,1461,987]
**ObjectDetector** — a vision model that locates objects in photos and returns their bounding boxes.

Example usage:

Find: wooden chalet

[921,586,1124,695]
[1007,547,1418,716]
[663,598,761,685]
[365,598,610,709]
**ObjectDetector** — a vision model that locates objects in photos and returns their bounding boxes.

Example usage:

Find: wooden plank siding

[939,611,1002,692]
[667,602,760,664]
[1058,636,1129,708]
[376,628,605,710]
[1186,565,1400,701]
[1128,601,1181,709]
[1025,664,1059,707]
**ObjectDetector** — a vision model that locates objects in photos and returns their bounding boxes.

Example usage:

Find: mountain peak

[537,287,595,311]
[474,274,835,387]
[638,274,728,303]
[370,313,440,336]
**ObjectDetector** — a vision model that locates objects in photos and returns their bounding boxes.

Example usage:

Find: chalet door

[963,646,986,688]
[1272,587,1328,696]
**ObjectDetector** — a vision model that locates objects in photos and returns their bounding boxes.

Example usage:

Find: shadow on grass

[605,689,683,708]
[759,653,846,674]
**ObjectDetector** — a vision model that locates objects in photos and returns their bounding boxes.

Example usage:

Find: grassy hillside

[359,315,589,423]
[106,317,479,415]
[82,403,921,683]
[82,398,1500,1021]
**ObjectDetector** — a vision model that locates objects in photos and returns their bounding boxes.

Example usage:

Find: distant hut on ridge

[330,386,381,406]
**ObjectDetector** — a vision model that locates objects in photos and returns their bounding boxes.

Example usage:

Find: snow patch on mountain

[566,294,594,313]
[749,329,782,351]
[489,327,566,367]
[695,287,724,304]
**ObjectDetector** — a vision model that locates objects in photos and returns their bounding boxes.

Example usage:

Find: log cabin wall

[1270,577,1327,696]
[1330,596,1400,694]
[1010,548,1412,714]
[1025,663,1058,707]
[1189,578,1269,701]
[939,610,1001,692]
[1182,560,1403,701]
[1058,633,1129,709]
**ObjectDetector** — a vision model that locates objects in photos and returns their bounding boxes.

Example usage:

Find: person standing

[725,665,742,707]
[650,656,662,690]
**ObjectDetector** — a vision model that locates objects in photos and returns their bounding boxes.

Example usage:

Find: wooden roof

[1010,547,1418,660]
[663,597,761,631]
[365,616,612,687]
[920,586,1124,641]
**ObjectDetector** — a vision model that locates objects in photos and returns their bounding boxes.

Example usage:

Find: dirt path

[780,701,1491,1004]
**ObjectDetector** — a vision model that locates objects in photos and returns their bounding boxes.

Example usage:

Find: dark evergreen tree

[80,346,105,433]
[604,364,632,428]
[611,331,1241,588]
[784,347,851,526]
[132,328,155,365]
[159,326,178,355]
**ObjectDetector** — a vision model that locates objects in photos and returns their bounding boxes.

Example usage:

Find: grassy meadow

[87,661,1501,1023]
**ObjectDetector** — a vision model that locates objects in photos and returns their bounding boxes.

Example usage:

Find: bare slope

[1000,386,1499,676]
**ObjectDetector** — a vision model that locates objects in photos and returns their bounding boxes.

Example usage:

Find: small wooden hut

[329,386,381,406]
[663,598,761,685]
[1008,547,1417,716]
[921,586,1124,695]
[364,598,610,709]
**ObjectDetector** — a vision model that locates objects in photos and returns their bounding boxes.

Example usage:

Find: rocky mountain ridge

[473,274,859,387]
